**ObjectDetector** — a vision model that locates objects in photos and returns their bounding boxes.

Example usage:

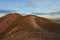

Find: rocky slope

[0,13,60,40]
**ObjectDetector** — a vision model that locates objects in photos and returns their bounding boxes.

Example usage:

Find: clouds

[0,9,15,13]
[32,11,60,15]
[0,0,60,13]
[28,0,60,13]
[0,0,60,19]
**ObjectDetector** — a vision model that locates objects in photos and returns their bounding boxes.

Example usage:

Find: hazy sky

[0,0,60,19]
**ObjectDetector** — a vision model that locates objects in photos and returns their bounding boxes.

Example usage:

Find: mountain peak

[0,13,60,40]
[6,13,22,16]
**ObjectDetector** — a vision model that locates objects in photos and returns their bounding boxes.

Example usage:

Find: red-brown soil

[0,13,60,40]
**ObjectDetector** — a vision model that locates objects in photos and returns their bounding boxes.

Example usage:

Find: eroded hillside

[0,13,60,40]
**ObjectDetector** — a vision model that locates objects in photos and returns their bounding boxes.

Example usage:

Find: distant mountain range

[0,13,60,40]
[52,18,60,20]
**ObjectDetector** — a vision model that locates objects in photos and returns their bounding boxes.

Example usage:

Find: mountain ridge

[0,13,60,40]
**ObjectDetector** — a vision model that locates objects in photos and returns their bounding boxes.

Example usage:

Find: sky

[0,0,60,19]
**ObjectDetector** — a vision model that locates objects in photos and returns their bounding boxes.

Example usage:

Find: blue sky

[0,0,60,19]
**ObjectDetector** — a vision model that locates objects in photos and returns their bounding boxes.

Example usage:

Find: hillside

[0,13,22,38]
[0,13,60,40]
